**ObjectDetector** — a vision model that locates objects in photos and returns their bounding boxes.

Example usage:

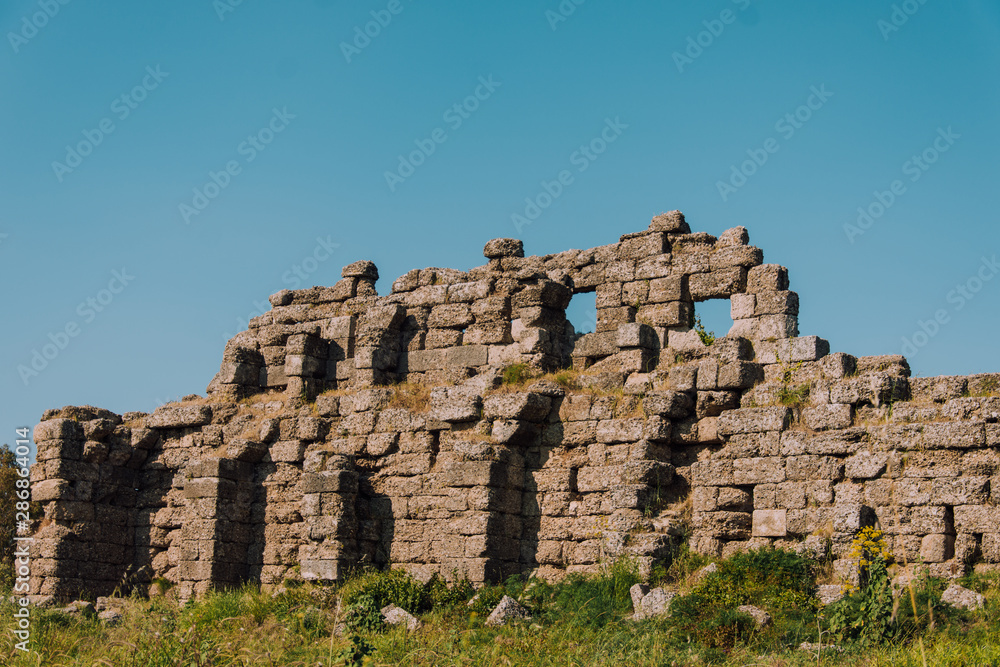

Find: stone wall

[28,210,1000,601]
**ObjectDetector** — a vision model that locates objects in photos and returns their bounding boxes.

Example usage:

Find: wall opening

[693,298,733,342]
[565,290,597,336]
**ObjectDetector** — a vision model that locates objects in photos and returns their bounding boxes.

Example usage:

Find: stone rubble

[630,584,677,620]
[941,583,984,610]
[486,595,531,627]
[381,604,422,631]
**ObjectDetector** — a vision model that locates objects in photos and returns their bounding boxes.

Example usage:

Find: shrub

[342,593,384,634]
[341,569,425,614]
[334,634,376,667]
[692,547,816,611]
[468,585,506,616]
[422,573,475,609]
[668,594,756,650]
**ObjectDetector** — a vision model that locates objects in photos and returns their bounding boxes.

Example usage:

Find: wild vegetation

[4,529,1000,666]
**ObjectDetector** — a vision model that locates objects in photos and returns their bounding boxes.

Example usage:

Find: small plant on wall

[694,315,715,346]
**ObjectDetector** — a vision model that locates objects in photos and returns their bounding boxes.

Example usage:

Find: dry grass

[388,382,433,412]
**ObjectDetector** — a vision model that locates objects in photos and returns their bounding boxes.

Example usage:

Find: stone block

[342,260,379,280]
[933,477,990,505]
[649,210,690,232]
[299,470,357,494]
[844,451,887,479]
[747,264,788,293]
[730,293,755,320]
[697,358,718,390]
[920,422,986,449]
[689,268,746,300]
[147,405,212,429]
[32,479,72,502]
[920,534,955,563]
[643,391,694,419]
[691,460,735,486]
[733,457,786,484]
[648,276,689,302]
[696,391,739,418]
[693,511,752,540]
[616,323,658,349]
[484,238,524,258]
[617,231,667,259]
[428,304,474,329]
[756,315,799,339]
[445,345,489,368]
[752,509,787,537]
[803,404,853,431]
[709,246,763,270]
[786,455,844,481]
[34,418,85,442]
[596,419,645,444]
[637,302,691,328]
[668,364,698,392]
[717,407,791,435]
[483,392,552,422]
[717,361,763,389]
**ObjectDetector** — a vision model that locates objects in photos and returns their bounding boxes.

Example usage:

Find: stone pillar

[177,458,254,598]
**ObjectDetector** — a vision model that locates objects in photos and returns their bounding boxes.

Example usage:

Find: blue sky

[2,0,999,449]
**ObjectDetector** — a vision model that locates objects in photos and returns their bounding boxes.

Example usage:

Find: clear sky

[2,0,999,450]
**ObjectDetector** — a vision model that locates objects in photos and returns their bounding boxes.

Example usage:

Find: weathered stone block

[689,268,746,300]
[643,391,694,419]
[804,404,853,431]
[733,457,786,484]
[147,405,212,429]
[844,451,887,479]
[754,291,799,316]
[696,391,739,418]
[34,418,84,443]
[931,477,989,505]
[747,264,788,293]
[691,460,735,486]
[616,323,658,349]
[648,276,688,302]
[717,407,791,435]
[920,534,955,563]
[617,231,667,259]
[484,238,524,258]
[637,302,691,328]
[445,345,489,368]
[752,509,787,537]
[786,456,844,481]
[921,422,986,449]
[596,419,645,444]
[717,361,763,389]
[710,246,763,270]
[693,511,752,540]
[730,293,755,320]
[649,210,690,232]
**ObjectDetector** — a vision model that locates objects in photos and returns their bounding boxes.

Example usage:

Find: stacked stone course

[28,211,1000,601]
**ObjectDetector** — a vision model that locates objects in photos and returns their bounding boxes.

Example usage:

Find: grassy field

[3,547,1000,666]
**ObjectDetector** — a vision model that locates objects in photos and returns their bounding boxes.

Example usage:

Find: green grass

[501,363,532,385]
[2,555,1000,666]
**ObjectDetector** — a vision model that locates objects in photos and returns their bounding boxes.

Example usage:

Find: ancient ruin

[29,211,1000,601]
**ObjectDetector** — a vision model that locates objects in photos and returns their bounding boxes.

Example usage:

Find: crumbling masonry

[30,211,1000,601]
